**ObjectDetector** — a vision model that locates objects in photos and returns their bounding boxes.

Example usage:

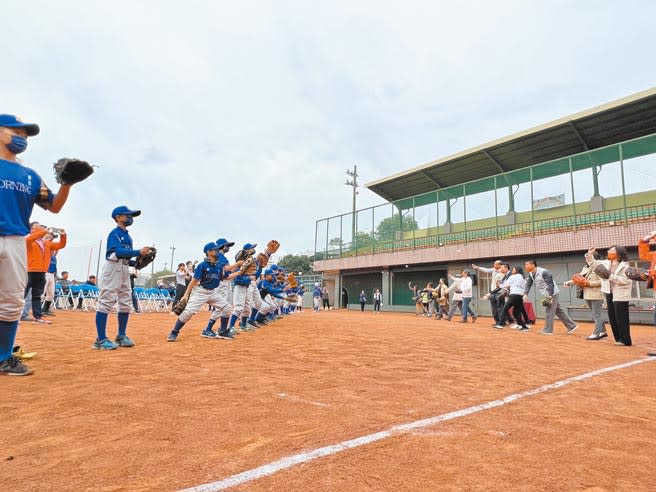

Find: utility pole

[169,245,176,272]
[345,165,359,241]
[151,244,156,276]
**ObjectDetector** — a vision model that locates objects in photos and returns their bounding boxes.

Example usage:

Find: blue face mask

[123,216,134,227]
[6,135,27,154]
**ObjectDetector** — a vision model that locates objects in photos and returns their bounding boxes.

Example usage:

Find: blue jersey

[217,253,230,279]
[47,254,57,274]
[259,279,286,299]
[0,159,54,236]
[105,226,140,260]
[313,286,322,297]
[234,256,263,286]
[194,259,222,290]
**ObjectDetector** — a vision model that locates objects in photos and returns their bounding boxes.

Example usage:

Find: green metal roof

[366,87,656,202]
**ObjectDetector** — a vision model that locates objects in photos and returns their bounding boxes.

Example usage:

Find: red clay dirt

[2,309,656,492]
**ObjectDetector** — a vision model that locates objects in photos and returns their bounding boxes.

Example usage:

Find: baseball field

[2,310,656,492]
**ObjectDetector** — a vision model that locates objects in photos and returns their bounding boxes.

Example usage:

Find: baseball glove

[541,296,553,307]
[53,158,95,185]
[235,249,249,262]
[256,252,270,268]
[266,240,280,254]
[12,345,37,360]
[238,256,257,275]
[624,267,650,281]
[135,247,157,270]
[285,294,298,303]
[571,273,590,288]
[171,297,187,316]
[593,263,611,280]
[287,273,298,288]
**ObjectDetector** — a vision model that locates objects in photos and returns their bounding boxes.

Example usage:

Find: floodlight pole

[169,245,176,272]
[346,165,359,241]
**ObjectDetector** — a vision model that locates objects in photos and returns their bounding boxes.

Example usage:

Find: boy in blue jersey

[224,243,257,336]
[200,238,243,337]
[167,242,241,341]
[256,268,292,322]
[93,205,153,350]
[0,114,77,376]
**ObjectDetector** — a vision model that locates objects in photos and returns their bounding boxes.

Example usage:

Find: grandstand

[313,88,656,321]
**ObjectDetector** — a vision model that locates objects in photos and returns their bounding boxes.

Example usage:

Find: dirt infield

[2,309,656,492]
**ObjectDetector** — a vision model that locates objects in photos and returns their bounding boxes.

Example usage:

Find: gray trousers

[447,299,475,319]
[542,293,577,333]
[585,299,607,335]
[97,260,132,314]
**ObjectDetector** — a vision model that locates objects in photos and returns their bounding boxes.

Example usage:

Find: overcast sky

[4,0,655,279]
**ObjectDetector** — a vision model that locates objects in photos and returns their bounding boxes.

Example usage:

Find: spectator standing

[564,255,607,340]
[472,260,504,325]
[25,223,67,323]
[445,273,476,321]
[42,251,58,316]
[408,282,424,315]
[173,263,187,305]
[359,290,367,312]
[129,266,140,313]
[585,246,632,346]
[433,278,449,319]
[321,286,330,310]
[459,270,477,323]
[373,288,382,312]
[420,283,432,317]
[495,266,529,331]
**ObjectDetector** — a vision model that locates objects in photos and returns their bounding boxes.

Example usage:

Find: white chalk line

[179,356,655,492]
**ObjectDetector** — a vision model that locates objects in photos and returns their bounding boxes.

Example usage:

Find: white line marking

[277,392,329,408]
[179,357,654,492]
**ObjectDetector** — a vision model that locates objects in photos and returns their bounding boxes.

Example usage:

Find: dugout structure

[313,88,656,320]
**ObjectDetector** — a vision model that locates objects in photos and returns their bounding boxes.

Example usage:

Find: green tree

[278,254,314,274]
[375,214,418,241]
[353,231,374,247]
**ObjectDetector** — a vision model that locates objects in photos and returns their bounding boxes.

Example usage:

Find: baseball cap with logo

[203,242,221,253]
[0,114,40,136]
[111,205,141,218]
[242,243,257,251]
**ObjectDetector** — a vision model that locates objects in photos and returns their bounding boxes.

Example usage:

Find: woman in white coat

[585,246,633,346]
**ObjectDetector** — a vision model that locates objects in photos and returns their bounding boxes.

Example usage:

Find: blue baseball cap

[0,114,40,136]
[203,242,221,253]
[111,205,141,218]
[215,238,235,249]
[242,243,257,250]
